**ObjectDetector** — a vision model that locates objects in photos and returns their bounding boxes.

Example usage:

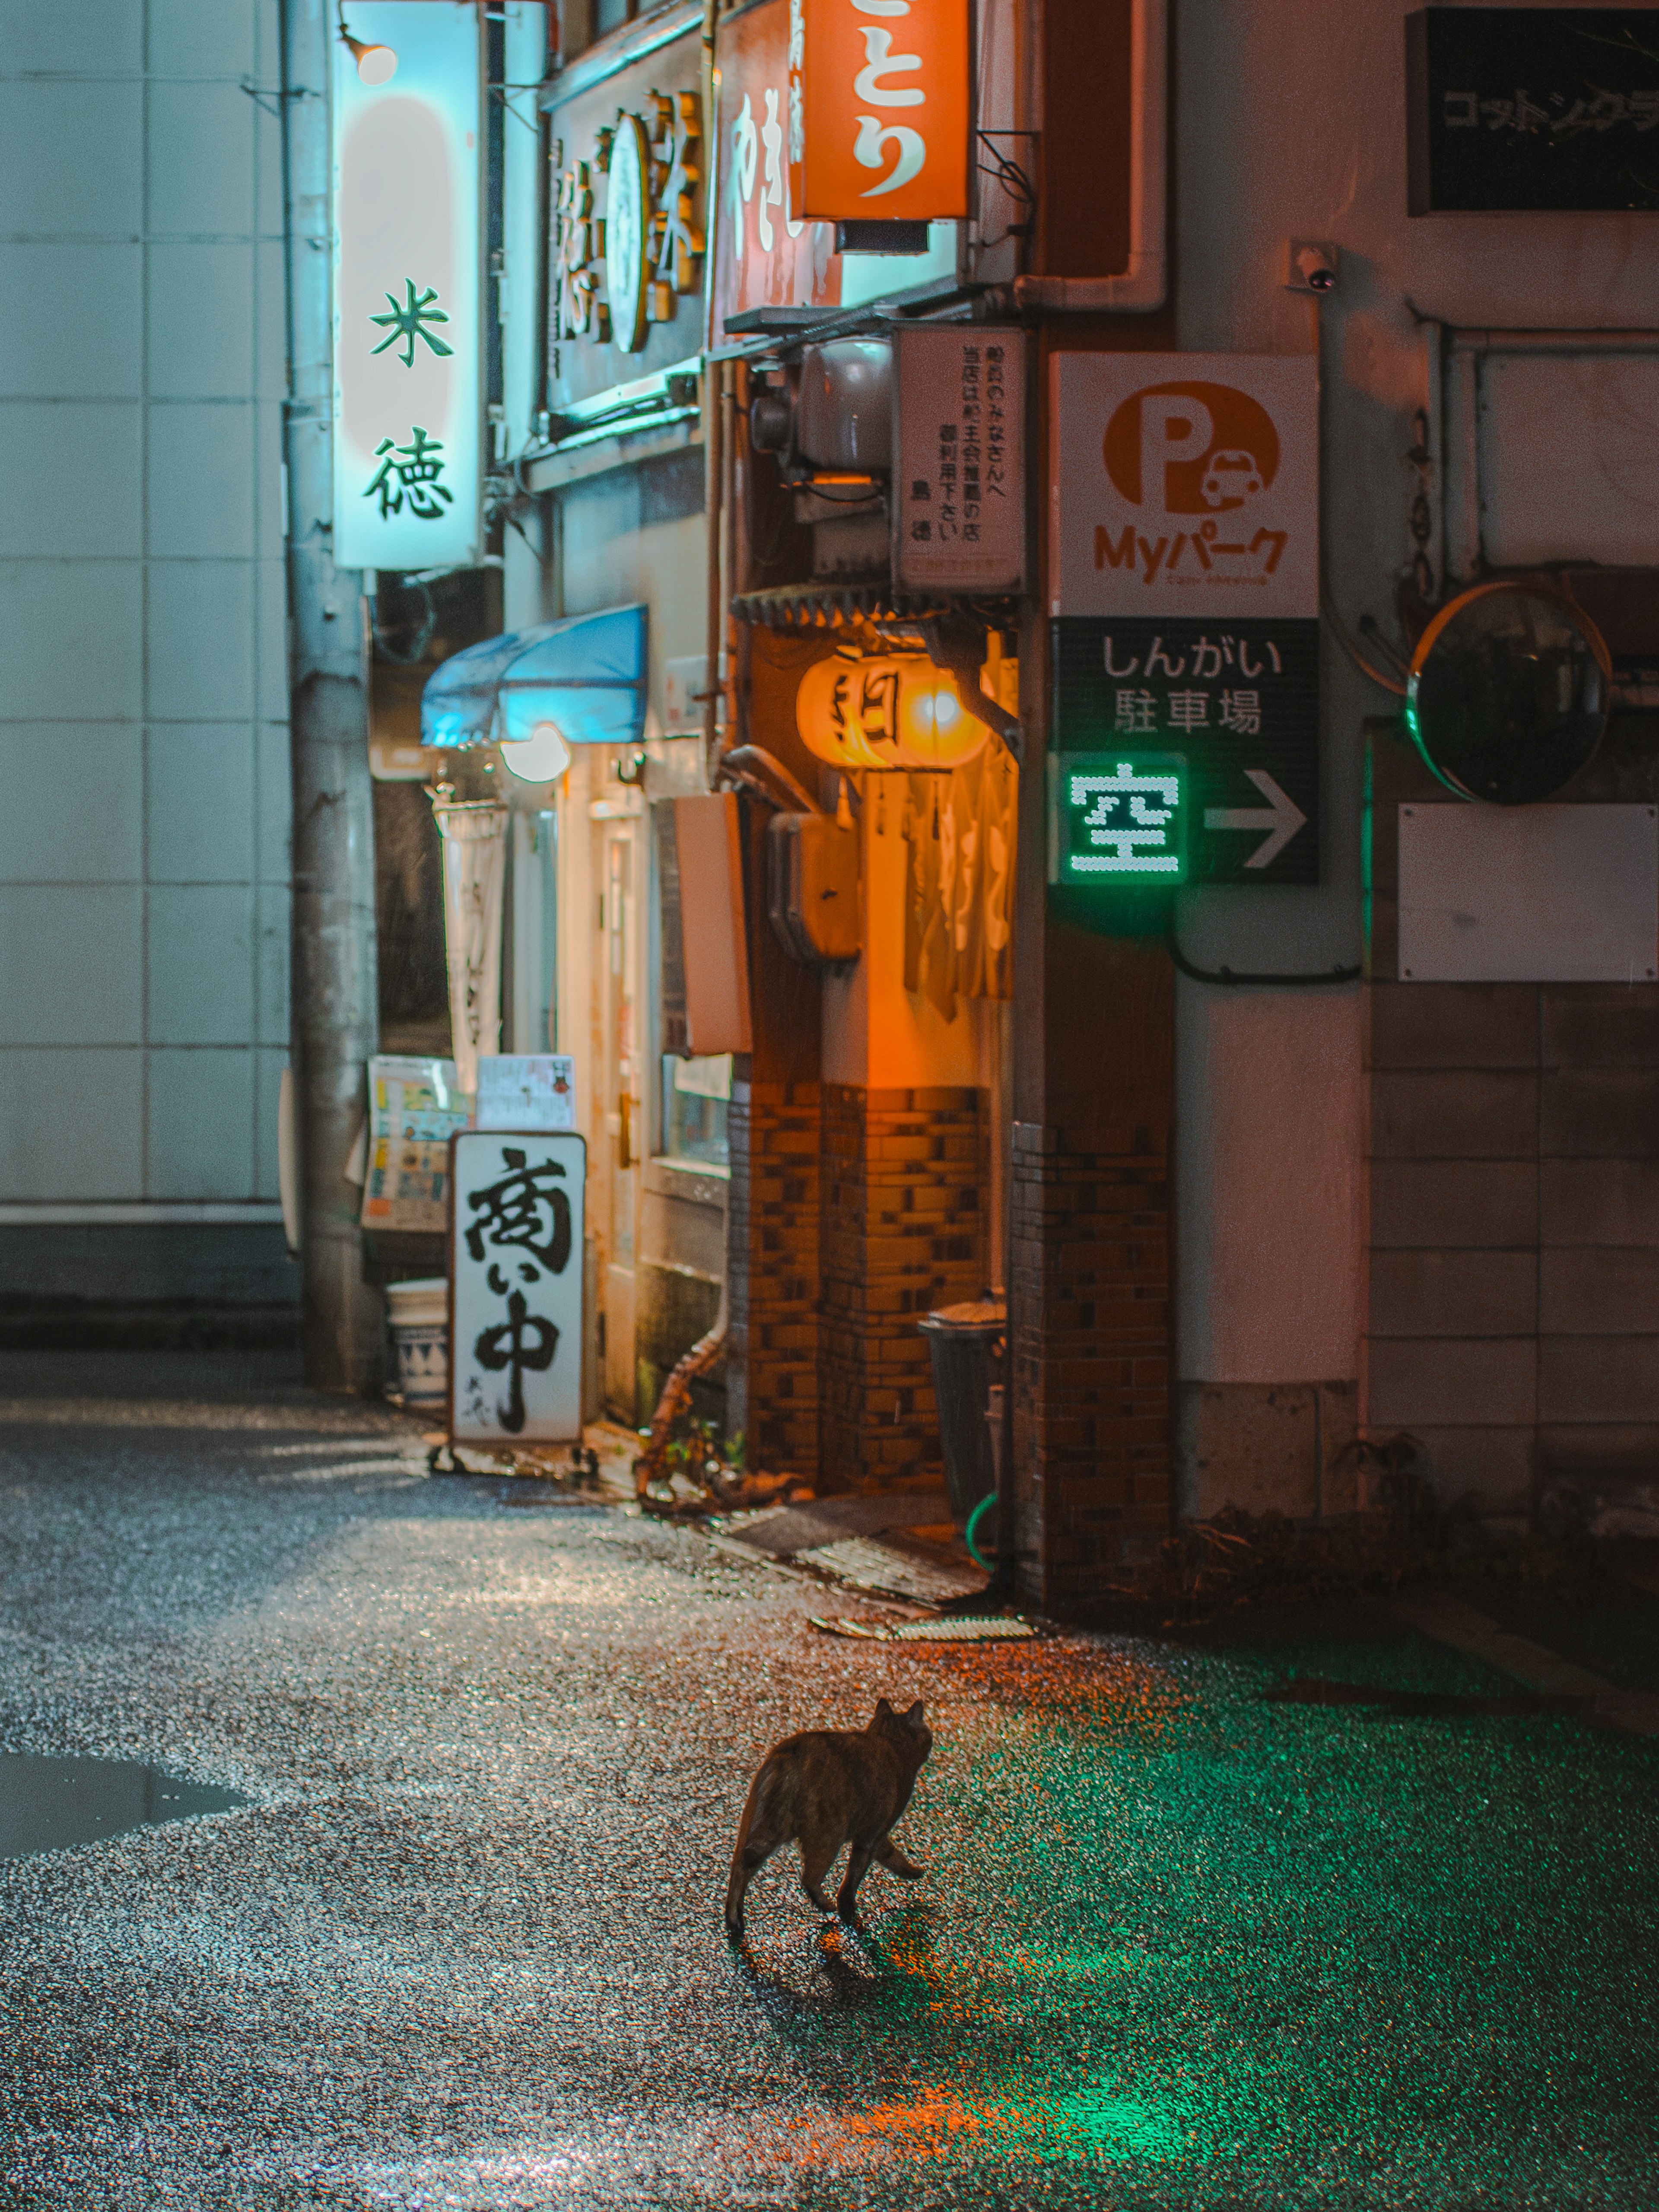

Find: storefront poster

[476,1055,577,1131]
[450,1131,586,1443]
[360,1056,470,1233]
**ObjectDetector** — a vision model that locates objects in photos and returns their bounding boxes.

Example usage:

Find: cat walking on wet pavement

[725,1699,933,1936]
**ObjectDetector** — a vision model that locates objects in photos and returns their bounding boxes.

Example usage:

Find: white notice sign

[1049,353,1318,620]
[475,1056,577,1132]
[894,326,1027,593]
[449,1131,586,1444]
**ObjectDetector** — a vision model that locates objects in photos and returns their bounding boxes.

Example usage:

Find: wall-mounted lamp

[499,720,572,784]
[338,2,397,84]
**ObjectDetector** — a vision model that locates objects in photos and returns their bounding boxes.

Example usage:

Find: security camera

[1286,239,1339,294]
[1287,240,1339,293]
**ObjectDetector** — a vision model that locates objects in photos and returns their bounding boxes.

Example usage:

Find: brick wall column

[1010,1114,1171,1609]
[818,1084,985,1493]
[726,1077,820,1474]
[1010,579,1178,1614]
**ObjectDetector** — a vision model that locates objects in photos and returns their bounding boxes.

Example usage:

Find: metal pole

[280,0,385,1392]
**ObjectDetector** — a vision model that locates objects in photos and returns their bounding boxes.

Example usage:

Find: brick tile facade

[818,1083,985,1493]
[1009,1118,1171,1610]
[1366,723,1659,1519]
[726,1078,820,1475]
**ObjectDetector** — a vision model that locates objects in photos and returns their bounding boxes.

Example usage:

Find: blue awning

[420,603,649,750]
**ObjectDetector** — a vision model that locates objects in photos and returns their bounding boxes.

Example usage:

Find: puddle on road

[1265,1676,1565,1718]
[0,1755,248,1863]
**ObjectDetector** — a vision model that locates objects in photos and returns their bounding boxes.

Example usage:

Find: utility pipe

[1010,0,1167,314]
[280,0,385,1391]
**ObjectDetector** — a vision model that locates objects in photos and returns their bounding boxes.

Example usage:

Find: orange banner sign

[787,0,970,223]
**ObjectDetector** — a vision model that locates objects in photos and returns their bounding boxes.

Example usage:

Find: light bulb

[356,41,397,83]
[499,721,572,783]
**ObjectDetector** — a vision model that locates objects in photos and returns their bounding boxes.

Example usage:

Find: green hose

[964,1492,998,1570]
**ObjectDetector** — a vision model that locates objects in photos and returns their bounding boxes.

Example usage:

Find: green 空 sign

[1052,754,1189,885]
[1051,618,1320,886]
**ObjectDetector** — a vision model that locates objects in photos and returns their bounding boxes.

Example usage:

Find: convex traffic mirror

[1406,581,1610,805]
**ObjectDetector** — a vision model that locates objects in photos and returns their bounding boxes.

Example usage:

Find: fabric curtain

[431,801,509,1097]
[902,748,1017,1022]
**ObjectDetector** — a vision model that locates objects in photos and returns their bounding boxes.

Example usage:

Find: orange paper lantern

[795,652,989,772]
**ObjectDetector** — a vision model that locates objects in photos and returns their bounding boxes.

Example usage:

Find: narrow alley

[3,1355,1657,2211]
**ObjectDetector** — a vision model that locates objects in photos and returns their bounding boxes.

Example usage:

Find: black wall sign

[1051,618,1320,887]
[1408,9,1659,213]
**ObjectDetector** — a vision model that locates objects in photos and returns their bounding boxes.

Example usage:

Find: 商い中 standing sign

[333,3,482,572]
[450,1132,586,1444]
[1049,354,1321,886]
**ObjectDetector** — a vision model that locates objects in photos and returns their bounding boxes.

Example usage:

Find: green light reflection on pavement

[736,1623,1659,2206]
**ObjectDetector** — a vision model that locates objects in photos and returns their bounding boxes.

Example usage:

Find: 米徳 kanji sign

[788,0,970,222]
[1049,354,1318,621]
[333,2,481,572]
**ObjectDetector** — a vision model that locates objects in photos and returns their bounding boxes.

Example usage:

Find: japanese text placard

[1052,617,1320,885]
[708,0,958,349]
[333,2,482,571]
[894,326,1026,593]
[1050,354,1318,622]
[360,1055,468,1233]
[450,1131,586,1444]
[1408,9,1659,212]
[787,0,970,222]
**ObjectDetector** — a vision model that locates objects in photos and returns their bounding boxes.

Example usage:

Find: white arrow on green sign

[1204,769,1307,869]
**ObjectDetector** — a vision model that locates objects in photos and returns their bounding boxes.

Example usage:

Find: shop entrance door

[601,818,642,1421]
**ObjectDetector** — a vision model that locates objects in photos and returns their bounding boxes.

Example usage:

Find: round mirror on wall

[1405,581,1611,805]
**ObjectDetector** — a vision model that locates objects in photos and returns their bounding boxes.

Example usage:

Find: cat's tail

[725,1757,786,1934]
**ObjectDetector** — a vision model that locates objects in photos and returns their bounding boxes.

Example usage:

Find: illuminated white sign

[1050,354,1318,620]
[333,2,481,572]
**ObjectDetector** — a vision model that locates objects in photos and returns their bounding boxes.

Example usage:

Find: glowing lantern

[892,657,990,770]
[795,653,990,771]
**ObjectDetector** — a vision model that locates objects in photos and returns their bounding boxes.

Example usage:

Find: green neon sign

[1055,752,1188,885]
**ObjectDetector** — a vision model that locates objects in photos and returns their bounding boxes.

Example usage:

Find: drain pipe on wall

[1008,0,1167,316]
[280,0,385,1392]
[632,0,736,1495]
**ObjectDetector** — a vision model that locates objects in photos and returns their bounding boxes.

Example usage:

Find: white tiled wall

[0,0,288,1203]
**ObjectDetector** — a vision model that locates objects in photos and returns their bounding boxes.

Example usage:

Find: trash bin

[386,1277,448,1411]
[918,1298,1006,1528]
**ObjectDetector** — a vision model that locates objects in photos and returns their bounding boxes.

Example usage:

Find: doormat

[810,1615,1038,1643]
[797,1536,985,1606]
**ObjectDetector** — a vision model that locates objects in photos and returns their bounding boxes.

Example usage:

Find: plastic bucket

[386,1277,448,1410]
[918,1298,1006,1527]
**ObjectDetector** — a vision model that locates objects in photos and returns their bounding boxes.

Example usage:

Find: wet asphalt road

[3,1355,1659,2211]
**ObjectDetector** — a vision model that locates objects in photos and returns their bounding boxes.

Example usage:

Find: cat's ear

[873,1697,893,1719]
[903,1700,925,1727]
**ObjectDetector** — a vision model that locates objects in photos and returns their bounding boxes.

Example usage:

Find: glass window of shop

[650,797,730,1168]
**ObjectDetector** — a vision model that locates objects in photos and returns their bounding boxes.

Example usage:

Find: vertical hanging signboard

[450,1130,587,1443]
[893,325,1027,593]
[1049,353,1322,886]
[787,0,971,221]
[333,2,482,572]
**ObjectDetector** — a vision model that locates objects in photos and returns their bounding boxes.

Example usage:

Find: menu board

[360,1057,470,1233]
